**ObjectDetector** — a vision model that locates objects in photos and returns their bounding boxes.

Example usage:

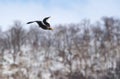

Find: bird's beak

[49,27,53,30]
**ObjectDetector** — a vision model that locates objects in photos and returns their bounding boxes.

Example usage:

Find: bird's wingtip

[27,22,33,24]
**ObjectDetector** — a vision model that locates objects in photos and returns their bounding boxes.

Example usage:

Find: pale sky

[0,0,120,31]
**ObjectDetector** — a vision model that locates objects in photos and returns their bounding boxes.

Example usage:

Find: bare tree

[3,21,27,62]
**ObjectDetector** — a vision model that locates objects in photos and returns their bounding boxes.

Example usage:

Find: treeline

[0,17,120,79]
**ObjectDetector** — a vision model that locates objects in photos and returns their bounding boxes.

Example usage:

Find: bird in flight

[27,17,53,30]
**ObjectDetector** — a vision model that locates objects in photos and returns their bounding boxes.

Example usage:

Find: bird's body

[27,17,53,30]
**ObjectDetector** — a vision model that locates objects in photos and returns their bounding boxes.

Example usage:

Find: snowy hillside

[0,17,120,79]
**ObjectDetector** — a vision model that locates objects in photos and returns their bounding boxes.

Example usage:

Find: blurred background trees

[0,17,120,79]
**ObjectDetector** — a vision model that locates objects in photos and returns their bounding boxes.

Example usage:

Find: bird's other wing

[43,17,50,26]
[43,17,50,22]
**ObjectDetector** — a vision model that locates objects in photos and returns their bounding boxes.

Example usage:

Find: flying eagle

[27,17,53,30]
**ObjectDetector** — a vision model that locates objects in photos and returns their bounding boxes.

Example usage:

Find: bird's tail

[27,21,35,24]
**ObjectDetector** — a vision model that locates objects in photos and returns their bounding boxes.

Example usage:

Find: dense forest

[0,17,120,79]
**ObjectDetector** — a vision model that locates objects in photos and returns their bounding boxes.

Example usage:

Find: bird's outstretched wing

[27,21,36,24]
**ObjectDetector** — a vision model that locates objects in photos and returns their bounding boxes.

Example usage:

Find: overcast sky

[0,0,120,31]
